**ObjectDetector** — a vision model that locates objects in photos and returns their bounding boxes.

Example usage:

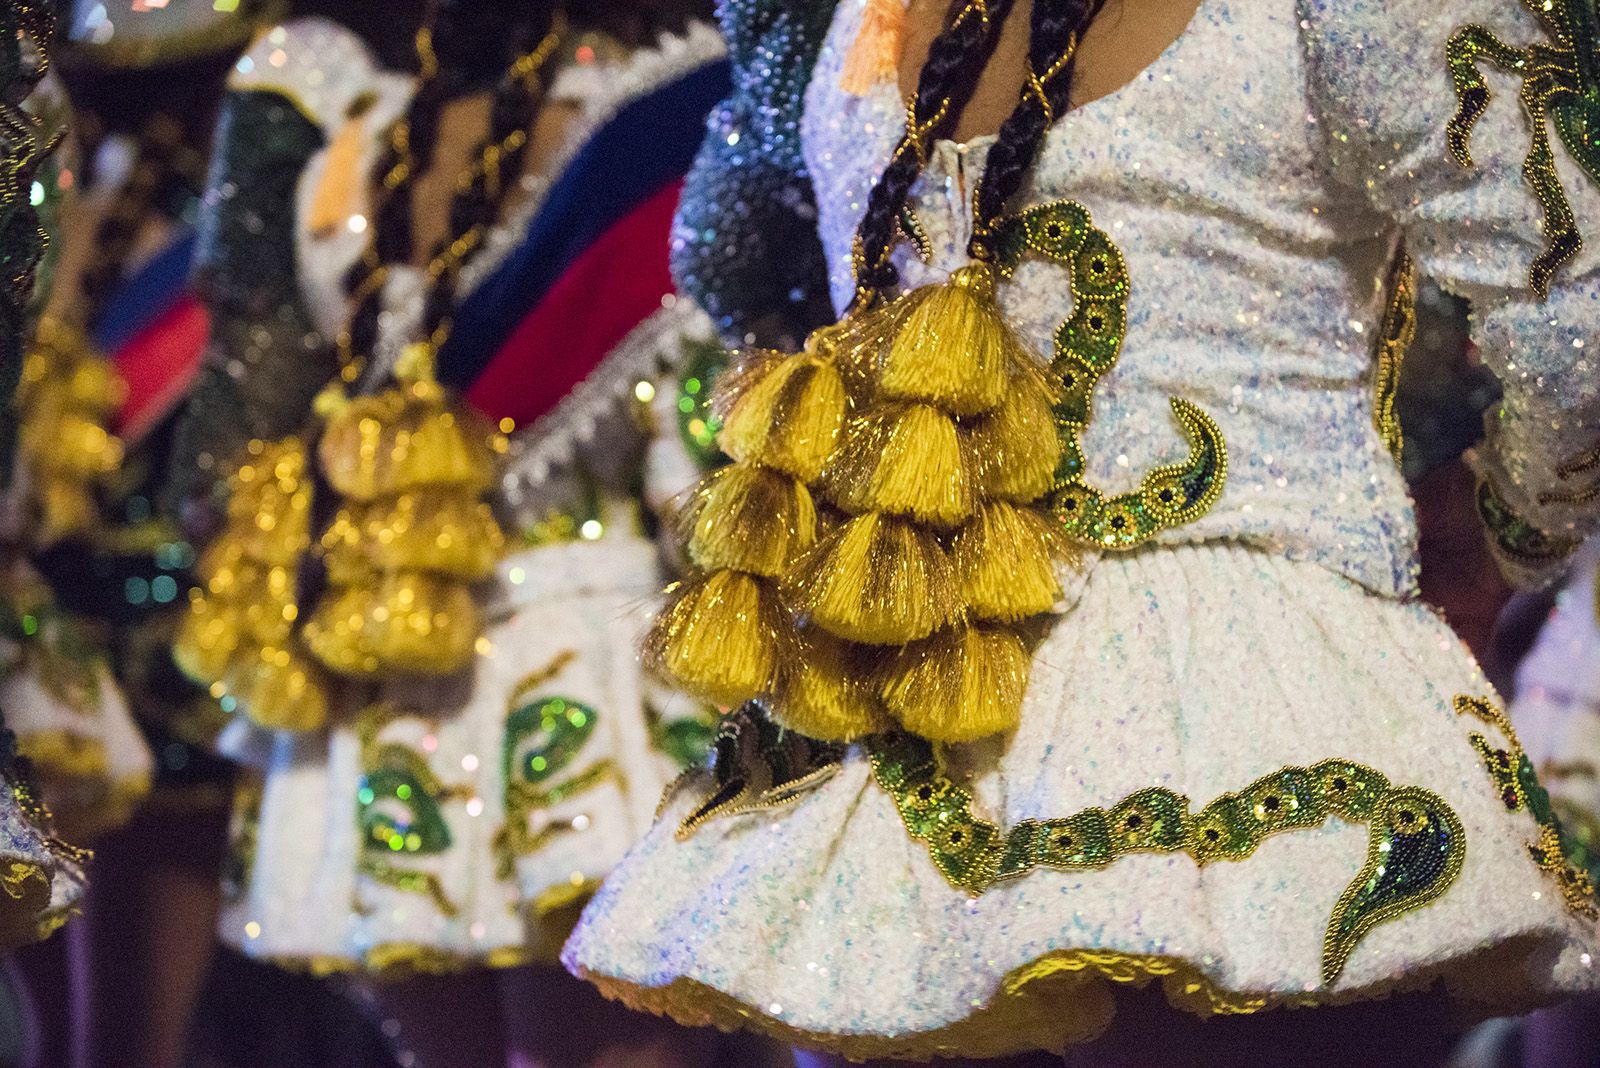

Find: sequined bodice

[806,0,1436,595]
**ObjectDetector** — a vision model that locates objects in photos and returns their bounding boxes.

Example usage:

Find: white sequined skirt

[219,532,701,974]
[564,543,1600,1060]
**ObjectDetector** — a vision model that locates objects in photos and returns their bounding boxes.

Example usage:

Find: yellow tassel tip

[770,630,888,742]
[782,512,958,645]
[681,463,819,577]
[839,0,904,96]
[953,501,1065,622]
[227,645,330,733]
[877,264,1016,417]
[643,570,781,707]
[826,402,972,526]
[318,387,497,503]
[882,625,1030,743]
[302,573,482,678]
[718,351,848,483]
[173,594,244,685]
[226,440,314,567]
[321,492,505,583]
[965,367,1063,503]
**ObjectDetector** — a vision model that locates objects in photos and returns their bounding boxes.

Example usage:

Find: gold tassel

[825,401,972,526]
[320,492,504,583]
[718,350,847,483]
[681,463,819,577]
[782,512,957,645]
[301,571,481,678]
[227,645,331,733]
[966,367,1062,502]
[876,264,1014,417]
[952,501,1063,622]
[769,628,888,742]
[225,439,315,566]
[318,377,499,502]
[881,625,1029,743]
[643,571,782,707]
[173,592,244,685]
[839,0,904,96]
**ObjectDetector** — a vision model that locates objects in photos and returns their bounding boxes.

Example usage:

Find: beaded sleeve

[1301,0,1600,586]
[164,25,340,517]
[670,0,838,347]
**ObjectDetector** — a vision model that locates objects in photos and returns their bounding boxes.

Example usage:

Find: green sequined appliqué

[493,653,619,879]
[869,735,1465,984]
[992,201,1227,550]
[1447,0,1600,297]
[1457,694,1599,917]
[675,337,727,470]
[355,705,463,917]
[1477,477,1578,566]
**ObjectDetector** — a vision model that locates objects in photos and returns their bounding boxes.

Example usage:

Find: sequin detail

[672,703,845,838]
[1446,0,1600,296]
[493,653,618,880]
[356,705,461,917]
[1456,694,1599,918]
[869,734,1465,984]
[993,201,1226,550]
[1477,476,1579,565]
[1371,249,1416,466]
[675,337,726,470]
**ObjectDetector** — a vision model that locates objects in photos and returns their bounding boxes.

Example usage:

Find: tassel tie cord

[646,0,1093,746]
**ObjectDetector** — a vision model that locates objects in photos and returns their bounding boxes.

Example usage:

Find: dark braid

[851,0,1020,300]
[969,0,1105,257]
[339,1,559,380]
[419,18,550,340]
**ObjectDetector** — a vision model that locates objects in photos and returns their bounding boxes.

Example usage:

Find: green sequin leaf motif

[1323,786,1466,984]
[993,201,1227,551]
[1457,694,1600,917]
[1447,0,1600,297]
[869,735,1466,985]
[495,662,619,880]
[358,745,453,856]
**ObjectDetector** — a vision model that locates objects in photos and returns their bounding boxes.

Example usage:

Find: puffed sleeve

[670,0,839,348]
[164,20,356,521]
[1300,0,1600,586]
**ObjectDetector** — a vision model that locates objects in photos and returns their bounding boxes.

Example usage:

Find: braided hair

[340,0,562,379]
[853,0,1107,298]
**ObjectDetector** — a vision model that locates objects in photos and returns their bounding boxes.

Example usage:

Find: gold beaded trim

[1371,248,1416,466]
[1446,0,1600,297]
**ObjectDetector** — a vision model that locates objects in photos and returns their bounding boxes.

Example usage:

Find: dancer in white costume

[565,0,1600,1062]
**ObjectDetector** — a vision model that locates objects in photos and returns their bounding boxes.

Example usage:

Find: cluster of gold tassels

[174,437,331,731]
[15,318,126,546]
[304,342,505,678]
[176,343,505,730]
[647,262,1069,744]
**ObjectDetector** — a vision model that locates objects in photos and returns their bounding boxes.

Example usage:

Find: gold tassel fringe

[718,351,847,483]
[769,628,887,742]
[782,512,957,645]
[952,501,1064,622]
[302,571,481,678]
[825,401,972,526]
[881,625,1029,742]
[681,463,819,578]
[643,571,782,707]
[876,264,1014,416]
[966,367,1063,502]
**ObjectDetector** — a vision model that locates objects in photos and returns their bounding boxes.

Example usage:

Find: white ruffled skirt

[220,531,702,973]
[564,543,1600,1060]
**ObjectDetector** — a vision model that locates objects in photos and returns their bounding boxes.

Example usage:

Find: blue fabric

[91,228,198,354]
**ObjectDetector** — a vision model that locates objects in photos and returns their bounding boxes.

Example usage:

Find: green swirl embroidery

[869,735,1464,985]
[994,201,1226,550]
[1447,0,1600,297]
[355,706,461,917]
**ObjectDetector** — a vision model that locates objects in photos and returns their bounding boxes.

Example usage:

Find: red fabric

[113,294,211,444]
[463,181,682,426]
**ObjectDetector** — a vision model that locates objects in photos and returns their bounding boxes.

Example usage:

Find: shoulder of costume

[227,17,389,131]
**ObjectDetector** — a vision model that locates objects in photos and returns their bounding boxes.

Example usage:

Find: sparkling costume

[564,0,1600,1057]
[202,18,732,973]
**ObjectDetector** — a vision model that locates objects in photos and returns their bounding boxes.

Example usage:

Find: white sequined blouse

[803,0,1600,597]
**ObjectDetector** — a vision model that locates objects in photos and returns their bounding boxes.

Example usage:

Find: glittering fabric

[566,0,1600,1051]
[165,25,334,515]
[215,19,723,972]
[671,0,839,346]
